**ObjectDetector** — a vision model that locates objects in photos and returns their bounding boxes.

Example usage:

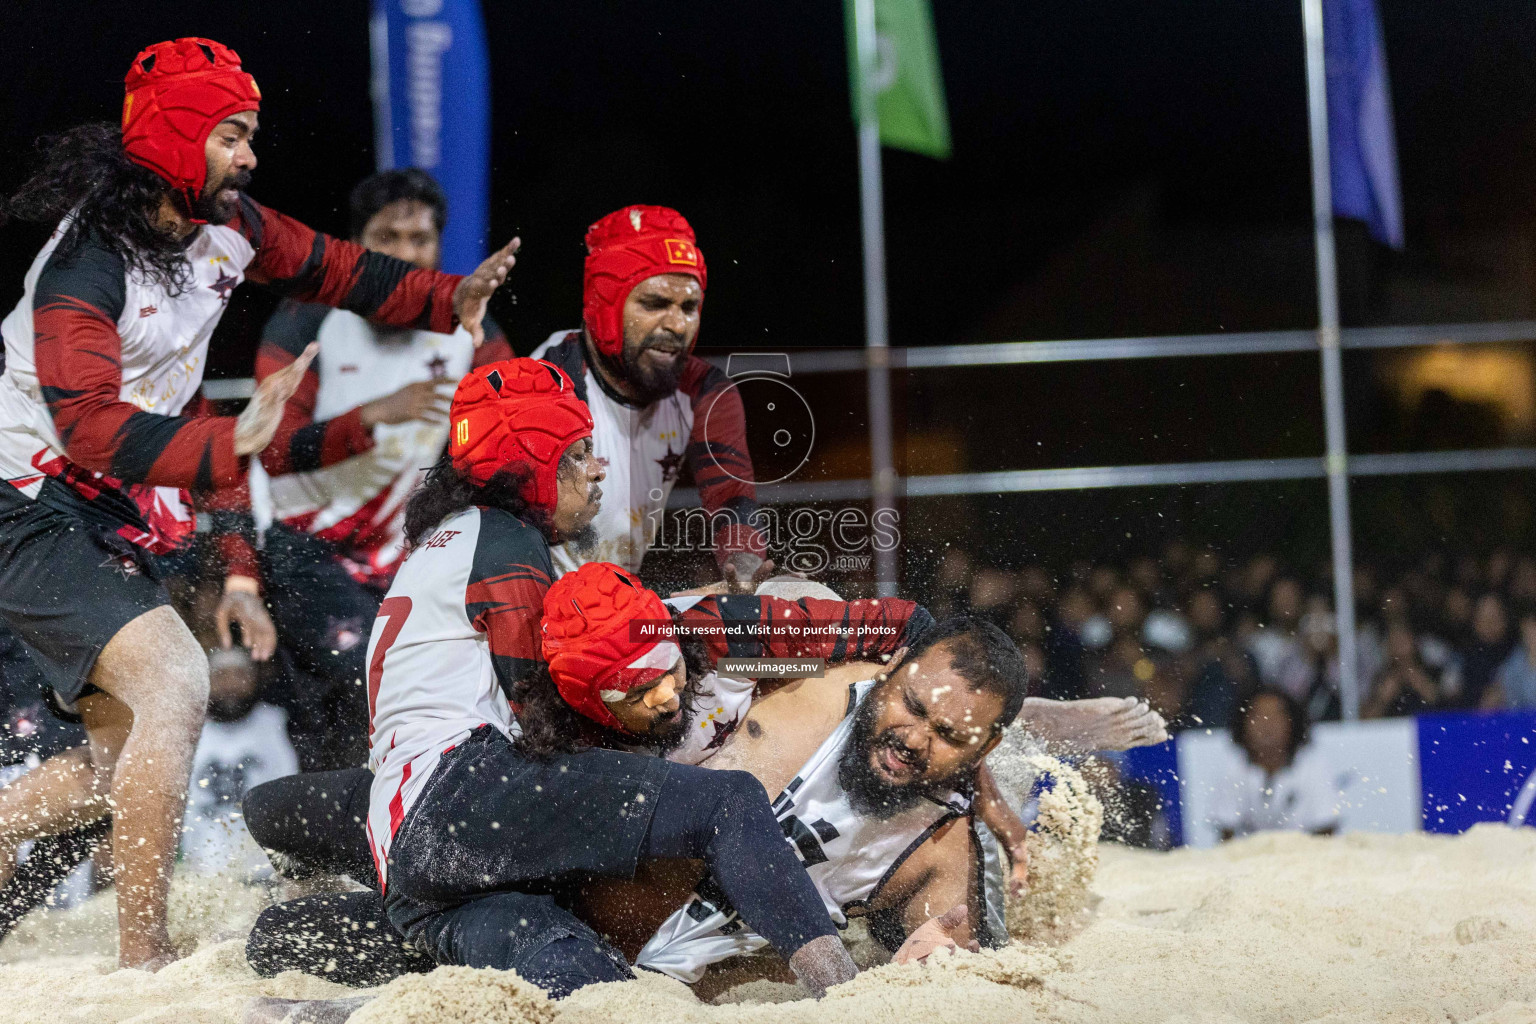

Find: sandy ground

[0,823,1533,1024]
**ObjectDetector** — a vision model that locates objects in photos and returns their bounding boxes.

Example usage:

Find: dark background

[4,0,1536,575]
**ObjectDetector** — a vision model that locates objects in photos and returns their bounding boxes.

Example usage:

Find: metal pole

[1302,0,1362,720]
[853,0,900,597]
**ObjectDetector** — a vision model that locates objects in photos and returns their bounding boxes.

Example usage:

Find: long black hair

[403,453,547,549]
[512,605,712,761]
[2,122,192,295]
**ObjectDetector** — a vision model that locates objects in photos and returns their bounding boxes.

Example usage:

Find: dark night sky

[3,0,1536,565]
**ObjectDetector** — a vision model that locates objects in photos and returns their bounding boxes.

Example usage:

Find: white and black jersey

[636,678,971,983]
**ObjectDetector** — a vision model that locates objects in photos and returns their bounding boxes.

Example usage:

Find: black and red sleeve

[678,357,767,566]
[254,300,376,476]
[470,314,514,367]
[234,195,463,334]
[463,508,554,694]
[680,594,933,666]
[32,235,243,489]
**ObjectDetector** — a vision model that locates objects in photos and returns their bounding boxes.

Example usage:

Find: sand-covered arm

[869,816,984,962]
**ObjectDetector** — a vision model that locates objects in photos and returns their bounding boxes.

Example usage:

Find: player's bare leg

[0,745,111,889]
[82,605,209,970]
[1020,696,1169,752]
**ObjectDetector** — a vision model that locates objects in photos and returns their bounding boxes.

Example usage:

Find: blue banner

[1122,710,1536,846]
[1417,709,1536,834]
[1324,0,1404,248]
[370,0,491,274]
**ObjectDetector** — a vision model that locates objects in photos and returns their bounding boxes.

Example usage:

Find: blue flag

[1324,0,1403,249]
[370,0,491,274]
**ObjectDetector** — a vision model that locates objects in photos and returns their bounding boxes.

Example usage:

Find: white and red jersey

[531,331,765,576]
[251,302,511,583]
[364,505,552,890]
[0,197,462,549]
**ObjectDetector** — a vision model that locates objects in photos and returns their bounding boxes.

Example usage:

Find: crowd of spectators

[924,540,1536,731]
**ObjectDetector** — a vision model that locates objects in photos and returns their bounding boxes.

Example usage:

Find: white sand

[3,825,1535,1024]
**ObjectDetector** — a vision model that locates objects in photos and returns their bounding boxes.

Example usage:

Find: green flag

[845,0,952,159]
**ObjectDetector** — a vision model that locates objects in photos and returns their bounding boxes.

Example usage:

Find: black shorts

[384,727,666,938]
[0,481,169,705]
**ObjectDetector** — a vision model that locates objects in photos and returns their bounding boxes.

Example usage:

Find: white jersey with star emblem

[636,678,971,982]
[251,308,476,579]
[531,330,695,575]
[0,215,255,506]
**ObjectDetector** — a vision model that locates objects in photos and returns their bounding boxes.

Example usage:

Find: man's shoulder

[472,506,553,567]
[35,226,128,317]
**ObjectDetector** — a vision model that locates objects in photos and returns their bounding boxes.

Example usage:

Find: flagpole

[1302,0,1362,720]
[853,0,899,597]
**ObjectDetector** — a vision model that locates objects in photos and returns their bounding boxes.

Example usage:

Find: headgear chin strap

[582,205,707,358]
[541,562,678,733]
[447,358,594,516]
[122,38,261,223]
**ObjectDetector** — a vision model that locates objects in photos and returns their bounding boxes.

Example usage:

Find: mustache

[586,483,602,507]
[640,330,686,353]
[209,168,253,196]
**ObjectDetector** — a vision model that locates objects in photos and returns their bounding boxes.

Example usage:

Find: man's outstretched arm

[234,195,517,344]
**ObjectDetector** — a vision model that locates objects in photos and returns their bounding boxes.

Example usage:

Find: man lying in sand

[244,574,1165,1017]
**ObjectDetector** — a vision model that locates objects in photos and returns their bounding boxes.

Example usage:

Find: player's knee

[708,768,769,817]
[246,904,301,978]
[241,779,285,850]
[156,627,211,727]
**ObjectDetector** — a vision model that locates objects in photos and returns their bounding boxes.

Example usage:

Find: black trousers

[243,767,375,884]
[261,526,383,772]
[246,729,837,997]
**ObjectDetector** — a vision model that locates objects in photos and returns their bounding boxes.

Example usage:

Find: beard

[192,167,252,225]
[620,329,688,403]
[624,672,701,755]
[561,484,602,550]
[837,694,932,820]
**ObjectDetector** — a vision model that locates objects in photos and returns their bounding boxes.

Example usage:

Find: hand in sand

[235,342,317,456]
[452,238,520,346]
[893,904,980,964]
[243,996,373,1024]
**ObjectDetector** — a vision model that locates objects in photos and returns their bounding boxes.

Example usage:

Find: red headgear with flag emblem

[121,38,262,220]
[582,205,707,358]
[448,358,594,516]
[541,562,681,733]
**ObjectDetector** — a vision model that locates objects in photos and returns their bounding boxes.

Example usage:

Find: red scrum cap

[122,38,261,216]
[541,562,682,733]
[448,359,594,515]
[582,205,707,358]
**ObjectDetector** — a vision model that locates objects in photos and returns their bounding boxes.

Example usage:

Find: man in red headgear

[239,358,863,1015]
[0,37,519,969]
[532,205,771,586]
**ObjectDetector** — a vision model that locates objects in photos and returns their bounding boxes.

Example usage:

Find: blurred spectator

[1364,619,1444,718]
[1275,598,1342,721]
[1488,604,1536,710]
[1182,588,1256,729]
[1456,592,1514,707]
[1212,689,1339,840]
[949,537,1536,729]
[1246,576,1305,687]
